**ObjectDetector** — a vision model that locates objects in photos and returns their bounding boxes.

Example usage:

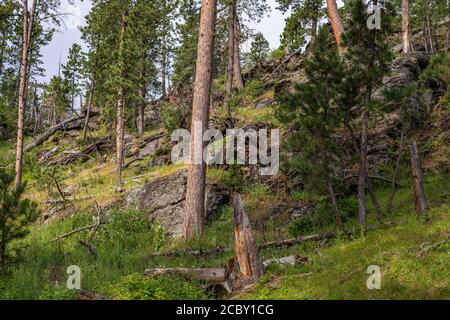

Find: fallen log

[77,289,110,300]
[143,255,308,285]
[257,232,335,250]
[45,139,109,165]
[149,246,227,258]
[24,111,99,152]
[144,268,226,282]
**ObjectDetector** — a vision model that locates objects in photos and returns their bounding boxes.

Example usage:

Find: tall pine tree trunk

[233,15,244,90]
[115,11,127,193]
[82,81,95,141]
[161,36,167,100]
[183,0,217,241]
[357,106,369,226]
[137,53,146,137]
[15,0,35,187]
[326,0,345,54]
[225,0,236,101]
[402,0,413,53]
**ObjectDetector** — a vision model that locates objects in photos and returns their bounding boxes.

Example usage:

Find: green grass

[0,166,448,299]
[236,173,450,300]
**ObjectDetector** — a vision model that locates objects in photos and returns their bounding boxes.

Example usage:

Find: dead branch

[24,111,99,152]
[51,224,97,242]
[77,289,110,300]
[344,175,402,187]
[258,232,336,250]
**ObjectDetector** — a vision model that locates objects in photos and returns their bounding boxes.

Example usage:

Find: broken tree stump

[225,194,264,291]
[409,139,426,216]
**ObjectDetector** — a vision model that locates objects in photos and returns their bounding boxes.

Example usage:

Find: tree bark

[82,81,95,141]
[409,139,426,216]
[327,182,343,231]
[115,11,127,193]
[161,35,167,100]
[233,15,244,90]
[344,121,383,221]
[15,0,35,187]
[225,0,236,101]
[387,122,406,213]
[366,175,384,222]
[137,54,146,137]
[325,0,345,54]
[183,0,217,240]
[311,0,320,41]
[402,0,413,53]
[357,107,369,226]
[447,1,450,52]
[231,194,264,285]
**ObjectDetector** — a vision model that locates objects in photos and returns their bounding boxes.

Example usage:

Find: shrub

[105,273,209,300]
[0,169,39,267]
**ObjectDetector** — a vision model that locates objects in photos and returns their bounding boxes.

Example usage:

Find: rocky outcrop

[124,169,229,238]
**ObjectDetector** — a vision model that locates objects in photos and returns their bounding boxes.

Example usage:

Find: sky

[40,0,288,82]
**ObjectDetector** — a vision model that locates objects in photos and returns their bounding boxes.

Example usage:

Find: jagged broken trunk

[224,194,264,291]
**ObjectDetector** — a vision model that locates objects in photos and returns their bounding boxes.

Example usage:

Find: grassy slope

[0,169,448,299]
[0,82,448,300]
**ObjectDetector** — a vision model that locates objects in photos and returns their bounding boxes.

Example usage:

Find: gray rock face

[138,139,160,158]
[124,170,228,238]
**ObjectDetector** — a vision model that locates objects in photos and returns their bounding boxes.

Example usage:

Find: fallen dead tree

[45,138,110,165]
[258,233,335,250]
[24,111,99,152]
[144,255,308,284]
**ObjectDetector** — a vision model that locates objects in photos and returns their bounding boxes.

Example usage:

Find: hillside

[1,47,449,300]
[0,0,450,301]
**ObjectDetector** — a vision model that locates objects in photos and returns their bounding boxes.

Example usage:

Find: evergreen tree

[246,32,271,66]
[277,0,323,50]
[0,169,39,267]
[62,43,86,114]
[342,0,395,225]
[278,26,345,230]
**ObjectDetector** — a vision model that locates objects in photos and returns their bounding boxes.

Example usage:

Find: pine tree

[277,0,323,50]
[62,43,86,114]
[0,169,39,267]
[278,26,345,230]
[342,0,394,225]
[183,0,218,240]
[246,32,271,67]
